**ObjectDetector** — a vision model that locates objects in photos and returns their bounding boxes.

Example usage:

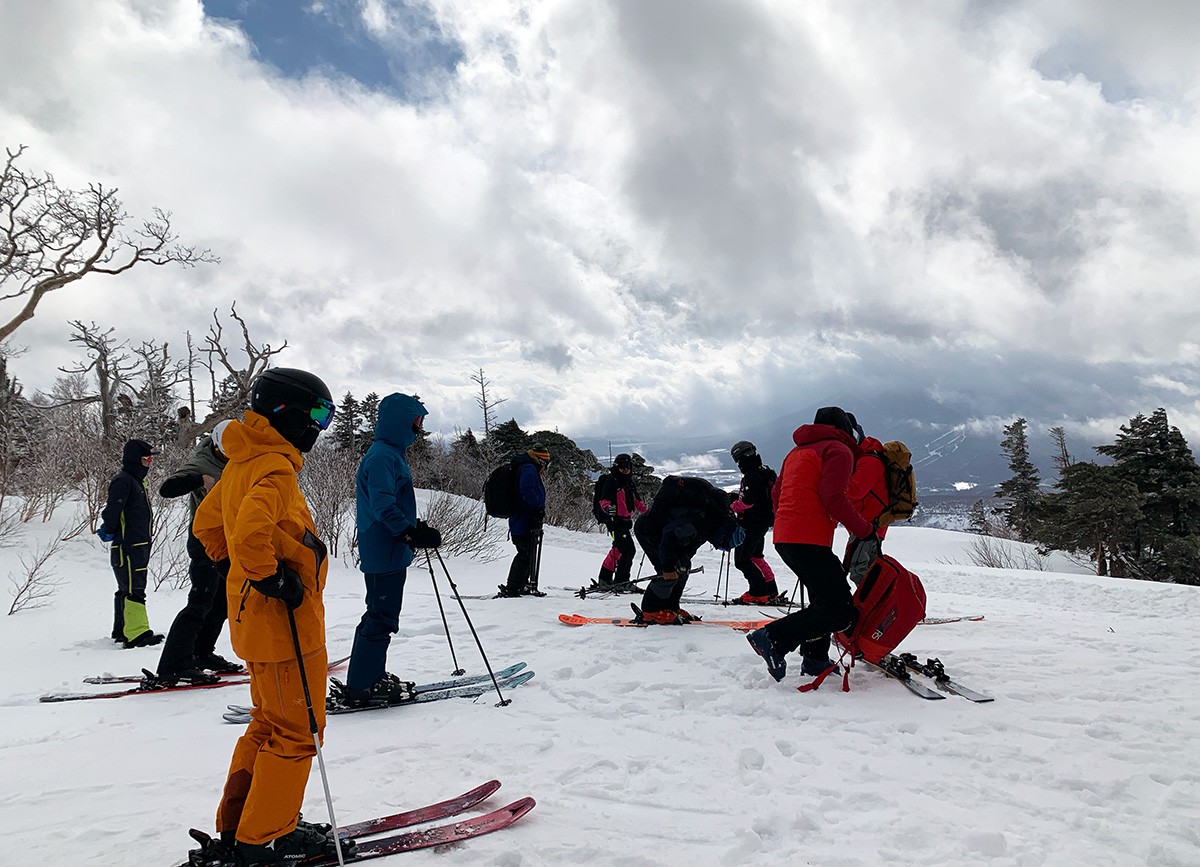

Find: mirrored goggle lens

[310,399,336,430]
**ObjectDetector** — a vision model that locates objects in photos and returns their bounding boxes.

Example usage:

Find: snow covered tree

[967,498,989,535]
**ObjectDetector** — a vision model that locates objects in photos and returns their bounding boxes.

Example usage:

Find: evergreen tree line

[982,409,1200,585]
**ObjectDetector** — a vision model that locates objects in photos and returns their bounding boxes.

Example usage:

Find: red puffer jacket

[845,435,890,540]
[772,423,874,546]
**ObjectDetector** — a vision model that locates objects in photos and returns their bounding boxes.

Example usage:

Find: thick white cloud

[1,0,1198,442]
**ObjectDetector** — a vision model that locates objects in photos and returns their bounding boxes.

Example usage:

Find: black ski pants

[764,542,855,660]
[505,533,535,593]
[157,555,227,676]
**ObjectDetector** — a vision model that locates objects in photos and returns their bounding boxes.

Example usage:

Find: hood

[860,435,885,453]
[375,393,428,450]
[219,412,303,471]
[792,423,859,450]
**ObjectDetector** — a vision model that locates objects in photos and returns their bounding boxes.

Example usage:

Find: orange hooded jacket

[772,423,874,546]
[193,412,328,663]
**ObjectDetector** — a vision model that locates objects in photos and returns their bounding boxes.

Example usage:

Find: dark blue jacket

[508,455,546,537]
[355,393,427,573]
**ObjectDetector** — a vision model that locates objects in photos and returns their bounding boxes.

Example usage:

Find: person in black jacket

[592,453,647,590]
[729,441,782,604]
[98,438,163,648]
[154,421,243,683]
[633,476,744,624]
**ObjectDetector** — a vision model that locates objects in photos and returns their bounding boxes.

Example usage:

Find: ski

[575,565,705,599]
[557,612,770,632]
[896,653,994,702]
[338,779,502,838]
[181,797,535,866]
[221,671,536,723]
[80,655,350,686]
[859,654,946,699]
[224,662,529,716]
[42,677,249,703]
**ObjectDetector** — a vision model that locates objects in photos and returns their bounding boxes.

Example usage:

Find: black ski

[575,565,704,599]
[860,654,946,699]
[896,653,993,702]
[224,662,528,716]
[221,670,535,723]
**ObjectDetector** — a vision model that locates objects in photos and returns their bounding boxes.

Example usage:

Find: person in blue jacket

[496,443,550,597]
[342,392,442,707]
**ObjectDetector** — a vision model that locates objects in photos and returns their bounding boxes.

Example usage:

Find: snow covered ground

[2,504,1199,866]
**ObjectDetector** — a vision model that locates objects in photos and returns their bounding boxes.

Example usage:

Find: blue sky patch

[202,0,462,100]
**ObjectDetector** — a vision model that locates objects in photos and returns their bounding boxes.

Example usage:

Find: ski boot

[746,627,787,682]
[196,653,245,674]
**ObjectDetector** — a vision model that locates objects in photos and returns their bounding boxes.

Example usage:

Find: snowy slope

[1,507,1198,866]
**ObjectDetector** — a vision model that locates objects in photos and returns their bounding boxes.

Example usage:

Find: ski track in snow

[1,511,1198,866]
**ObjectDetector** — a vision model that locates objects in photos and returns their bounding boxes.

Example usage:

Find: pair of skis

[222,662,534,723]
[181,780,534,866]
[861,653,993,702]
[558,607,771,632]
[40,656,351,704]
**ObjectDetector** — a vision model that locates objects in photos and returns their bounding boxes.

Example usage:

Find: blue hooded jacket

[355,393,427,573]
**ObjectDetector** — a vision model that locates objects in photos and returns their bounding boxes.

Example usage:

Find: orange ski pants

[215,647,328,845]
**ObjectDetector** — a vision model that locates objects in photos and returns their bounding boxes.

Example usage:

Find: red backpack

[800,555,926,692]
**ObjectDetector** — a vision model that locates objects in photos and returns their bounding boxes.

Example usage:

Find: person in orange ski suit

[193,368,338,865]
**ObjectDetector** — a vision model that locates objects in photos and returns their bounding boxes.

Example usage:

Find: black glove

[213,557,231,579]
[249,563,304,610]
[402,519,442,549]
[530,508,546,530]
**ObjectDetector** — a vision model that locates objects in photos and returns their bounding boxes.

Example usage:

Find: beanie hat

[613,453,633,469]
[527,443,551,466]
[813,406,854,437]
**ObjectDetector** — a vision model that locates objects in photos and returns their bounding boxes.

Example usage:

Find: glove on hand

[250,563,305,610]
[96,526,115,543]
[604,504,617,517]
[213,558,232,579]
[403,519,442,549]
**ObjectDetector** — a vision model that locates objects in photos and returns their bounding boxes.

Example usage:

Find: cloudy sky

[2,0,1199,447]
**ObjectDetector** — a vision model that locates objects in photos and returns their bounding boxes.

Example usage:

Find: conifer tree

[967,498,989,534]
[1035,462,1143,577]
[358,392,380,454]
[1095,408,1200,583]
[330,392,361,452]
[995,417,1042,541]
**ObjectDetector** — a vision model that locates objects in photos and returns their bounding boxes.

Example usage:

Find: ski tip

[506,797,537,820]
[558,614,588,626]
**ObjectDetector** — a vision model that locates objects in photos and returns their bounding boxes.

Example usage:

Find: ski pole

[530,529,544,592]
[424,552,465,676]
[285,608,346,867]
[714,552,726,602]
[432,549,510,706]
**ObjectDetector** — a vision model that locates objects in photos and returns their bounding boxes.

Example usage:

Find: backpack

[483,461,521,518]
[864,441,917,526]
[592,476,607,524]
[799,555,926,694]
[655,476,730,519]
[839,554,926,663]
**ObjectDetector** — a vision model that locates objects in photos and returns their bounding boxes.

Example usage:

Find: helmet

[250,367,334,453]
[730,440,757,463]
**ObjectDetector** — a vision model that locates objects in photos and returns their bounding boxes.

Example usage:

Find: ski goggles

[309,398,336,430]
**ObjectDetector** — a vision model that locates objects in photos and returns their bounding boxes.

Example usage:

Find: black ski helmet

[250,367,334,453]
[730,440,757,463]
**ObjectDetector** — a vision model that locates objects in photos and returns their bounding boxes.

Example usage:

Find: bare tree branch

[0,145,218,343]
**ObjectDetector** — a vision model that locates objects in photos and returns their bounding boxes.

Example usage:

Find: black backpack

[483,460,521,518]
[592,476,608,524]
[655,476,730,518]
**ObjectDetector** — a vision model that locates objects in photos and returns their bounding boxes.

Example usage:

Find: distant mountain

[580,393,1106,504]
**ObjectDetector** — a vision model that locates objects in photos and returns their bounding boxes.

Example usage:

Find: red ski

[558,613,770,632]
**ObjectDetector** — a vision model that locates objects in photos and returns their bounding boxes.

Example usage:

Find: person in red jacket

[842,413,888,585]
[745,406,875,681]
